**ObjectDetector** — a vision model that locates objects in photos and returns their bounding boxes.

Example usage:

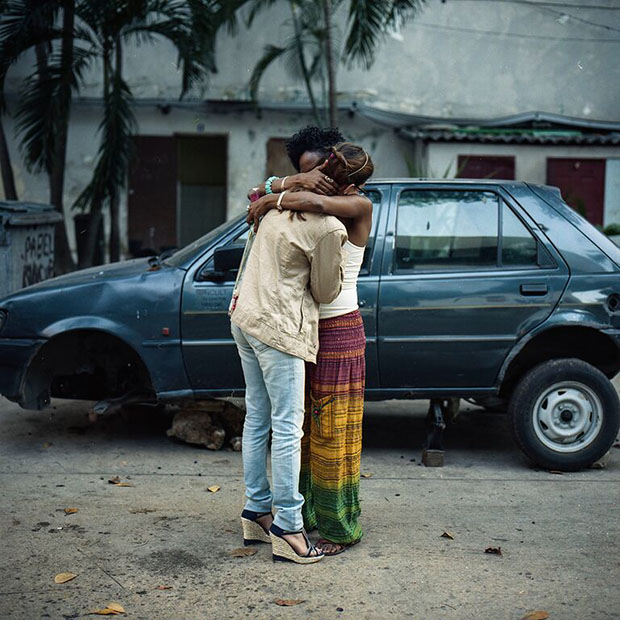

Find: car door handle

[520,283,548,296]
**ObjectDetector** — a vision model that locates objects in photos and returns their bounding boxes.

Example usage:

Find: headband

[347,153,369,177]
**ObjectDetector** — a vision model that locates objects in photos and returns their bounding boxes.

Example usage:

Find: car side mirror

[197,246,244,282]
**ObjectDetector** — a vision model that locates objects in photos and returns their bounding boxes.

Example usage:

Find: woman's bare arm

[246,162,338,200]
[246,191,371,231]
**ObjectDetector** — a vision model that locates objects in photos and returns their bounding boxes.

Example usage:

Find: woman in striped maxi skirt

[292,143,375,555]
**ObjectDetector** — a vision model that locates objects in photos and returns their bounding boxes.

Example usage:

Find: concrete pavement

[1,378,619,619]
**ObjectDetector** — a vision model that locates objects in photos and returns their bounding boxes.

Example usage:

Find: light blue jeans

[231,323,305,532]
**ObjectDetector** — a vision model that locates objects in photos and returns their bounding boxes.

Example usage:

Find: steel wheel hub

[532,381,603,453]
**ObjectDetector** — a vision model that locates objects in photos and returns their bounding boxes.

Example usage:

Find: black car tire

[509,358,620,471]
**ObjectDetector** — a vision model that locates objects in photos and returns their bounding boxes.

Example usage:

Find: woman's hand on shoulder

[288,161,338,195]
[246,194,277,232]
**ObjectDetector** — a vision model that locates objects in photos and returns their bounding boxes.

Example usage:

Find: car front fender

[39,317,190,395]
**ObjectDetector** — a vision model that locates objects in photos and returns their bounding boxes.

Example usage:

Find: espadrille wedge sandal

[269,524,324,564]
[241,509,272,546]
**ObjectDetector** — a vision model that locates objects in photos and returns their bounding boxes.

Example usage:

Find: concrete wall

[5,0,620,119]
[2,0,619,257]
[605,159,620,227]
[0,104,415,258]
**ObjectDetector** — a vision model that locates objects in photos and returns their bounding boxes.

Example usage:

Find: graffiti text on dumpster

[21,230,54,287]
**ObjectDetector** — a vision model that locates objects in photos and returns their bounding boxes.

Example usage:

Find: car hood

[1,258,160,302]
[0,258,185,339]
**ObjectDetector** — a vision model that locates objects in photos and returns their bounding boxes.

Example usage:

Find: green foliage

[603,223,620,236]
[342,1,426,69]
[247,0,426,117]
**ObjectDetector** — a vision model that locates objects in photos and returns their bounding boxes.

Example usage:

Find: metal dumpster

[0,201,63,298]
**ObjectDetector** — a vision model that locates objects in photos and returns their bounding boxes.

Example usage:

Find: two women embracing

[230,126,374,564]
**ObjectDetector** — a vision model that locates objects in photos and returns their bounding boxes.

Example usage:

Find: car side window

[501,203,538,267]
[359,189,381,275]
[394,190,499,272]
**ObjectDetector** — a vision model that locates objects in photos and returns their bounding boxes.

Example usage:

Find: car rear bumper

[0,338,45,402]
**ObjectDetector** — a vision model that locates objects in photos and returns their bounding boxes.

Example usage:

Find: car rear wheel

[509,358,620,471]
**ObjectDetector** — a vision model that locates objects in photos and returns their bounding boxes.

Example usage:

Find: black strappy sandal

[269,524,324,564]
[240,509,272,546]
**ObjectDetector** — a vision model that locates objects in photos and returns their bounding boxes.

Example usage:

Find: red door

[128,136,177,256]
[546,158,605,225]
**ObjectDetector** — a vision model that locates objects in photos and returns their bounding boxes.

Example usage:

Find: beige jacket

[231,210,347,363]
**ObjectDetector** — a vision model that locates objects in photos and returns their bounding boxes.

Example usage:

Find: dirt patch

[138,549,205,573]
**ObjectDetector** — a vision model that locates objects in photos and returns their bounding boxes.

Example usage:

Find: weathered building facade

[2,0,620,259]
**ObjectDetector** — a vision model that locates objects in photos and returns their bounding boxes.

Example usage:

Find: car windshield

[164,215,245,268]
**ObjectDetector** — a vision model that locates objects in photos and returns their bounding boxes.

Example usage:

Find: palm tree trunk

[49,0,76,274]
[81,44,111,269]
[109,39,122,263]
[0,116,17,200]
[322,0,337,127]
[289,1,322,126]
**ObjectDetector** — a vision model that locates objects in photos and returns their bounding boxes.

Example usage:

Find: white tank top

[319,240,365,320]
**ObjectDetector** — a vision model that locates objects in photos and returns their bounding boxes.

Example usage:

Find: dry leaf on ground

[207,485,221,493]
[156,585,173,590]
[54,572,77,584]
[521,612,550,620]
[230,547,258,557]
[274,599,305,606]
[361,473,373,478]
[88,602,125,615]
[441,531,454,540]
[108,476,133,487]
[548,470,564,475]
[64,508,79,514]
[484,546,502,556]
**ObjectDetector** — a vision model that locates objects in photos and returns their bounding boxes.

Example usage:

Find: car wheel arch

[497,323,620,401]
[20,328,155,410]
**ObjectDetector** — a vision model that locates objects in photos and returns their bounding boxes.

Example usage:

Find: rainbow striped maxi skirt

[300,309,365,544]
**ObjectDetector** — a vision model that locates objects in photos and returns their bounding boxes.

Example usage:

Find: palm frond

[0,0,63,110]
[343,0,390,69]
[245,0,279,28]
[387,0,425,27]
[74,70,136,211]
[14,46,95,174]
[248,44,286,100]
[344,0,426,68]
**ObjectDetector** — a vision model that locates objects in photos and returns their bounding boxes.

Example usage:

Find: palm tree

[74,0,242,267]
[248,1,328,126]
[248,0,426,125]
[1,0,92,272]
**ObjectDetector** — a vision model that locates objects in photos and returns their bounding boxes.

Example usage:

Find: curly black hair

[285,126,345,171]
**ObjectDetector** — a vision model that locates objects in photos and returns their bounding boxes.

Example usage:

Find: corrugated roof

[398,128,620,145]
[353,103,620,131]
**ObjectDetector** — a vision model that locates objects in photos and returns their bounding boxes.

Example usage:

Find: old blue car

[1,179,619,470]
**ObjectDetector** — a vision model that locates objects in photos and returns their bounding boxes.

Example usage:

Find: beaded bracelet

[265,176,278,195]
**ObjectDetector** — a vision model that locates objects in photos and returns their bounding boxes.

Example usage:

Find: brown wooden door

[128,136,177,255]
[546,158,606,225]
[457,155,515,180]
